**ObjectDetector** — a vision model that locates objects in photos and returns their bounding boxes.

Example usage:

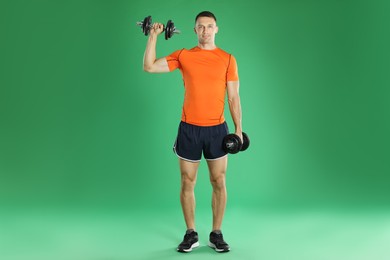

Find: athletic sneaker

[177,231,199,253]
[208,231,230,252]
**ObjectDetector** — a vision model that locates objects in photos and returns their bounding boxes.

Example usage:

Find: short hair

[195,11,217,23]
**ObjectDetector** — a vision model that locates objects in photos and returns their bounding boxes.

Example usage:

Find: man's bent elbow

[143,64,153,73]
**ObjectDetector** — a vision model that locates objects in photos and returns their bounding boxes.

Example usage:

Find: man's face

[194,16,218,44]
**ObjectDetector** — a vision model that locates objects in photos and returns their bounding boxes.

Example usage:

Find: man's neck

[197,43,217,50]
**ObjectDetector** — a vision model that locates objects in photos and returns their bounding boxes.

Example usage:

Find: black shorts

[173,121,229,162]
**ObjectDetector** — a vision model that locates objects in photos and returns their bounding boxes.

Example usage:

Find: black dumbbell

[136,15,181,40]
[222,132,250,154]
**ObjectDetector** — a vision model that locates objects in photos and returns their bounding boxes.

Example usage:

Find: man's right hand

[150,22,164,37]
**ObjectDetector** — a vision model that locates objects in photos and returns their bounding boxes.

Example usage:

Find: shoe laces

[212,233,228,246]
[181,232,196,245]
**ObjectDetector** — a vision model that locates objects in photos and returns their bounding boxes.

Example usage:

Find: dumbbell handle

[136,21,181,34]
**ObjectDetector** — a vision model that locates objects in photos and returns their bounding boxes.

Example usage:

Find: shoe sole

[177,241,199,253]
[208,242,230,252]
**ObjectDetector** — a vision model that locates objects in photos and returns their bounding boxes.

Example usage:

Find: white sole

[208,242,230,252]
[177,241,199,252]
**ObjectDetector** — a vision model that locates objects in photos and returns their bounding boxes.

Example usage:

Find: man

[143,11,243,253]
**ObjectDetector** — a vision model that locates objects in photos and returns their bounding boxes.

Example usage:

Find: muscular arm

[143,23,170,73]
[227,81,243,141]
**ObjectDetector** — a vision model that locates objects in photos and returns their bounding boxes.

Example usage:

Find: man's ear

[194,28,197,34]
[215,26,219,34]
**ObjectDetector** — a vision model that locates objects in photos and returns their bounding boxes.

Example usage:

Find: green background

[1,1,389,259]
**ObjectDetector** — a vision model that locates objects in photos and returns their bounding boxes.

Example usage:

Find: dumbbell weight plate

[165,20,174,40]
[143,16,152,36]
[241,132,250,151]
[222,134,242,154]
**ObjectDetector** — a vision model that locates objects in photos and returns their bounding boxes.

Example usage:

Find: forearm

[228,95,242,134]
[143,34,158,71]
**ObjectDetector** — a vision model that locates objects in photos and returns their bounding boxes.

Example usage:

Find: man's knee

[210,174,226,190]
[181,172,197,190]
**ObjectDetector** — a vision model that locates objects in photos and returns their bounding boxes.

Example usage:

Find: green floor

[1,206,389,260]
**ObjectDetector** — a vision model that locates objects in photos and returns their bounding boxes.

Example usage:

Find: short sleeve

[166,49,184,71]
[227,55,239,82]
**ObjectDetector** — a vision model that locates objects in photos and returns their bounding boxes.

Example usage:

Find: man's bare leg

[179,158,200,230]
[207,156,228,231]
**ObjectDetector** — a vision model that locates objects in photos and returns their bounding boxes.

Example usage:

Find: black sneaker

[177,231,199,253]
[208,231,230,252]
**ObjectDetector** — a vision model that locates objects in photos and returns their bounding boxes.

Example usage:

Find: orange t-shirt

[166,46,239,126]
